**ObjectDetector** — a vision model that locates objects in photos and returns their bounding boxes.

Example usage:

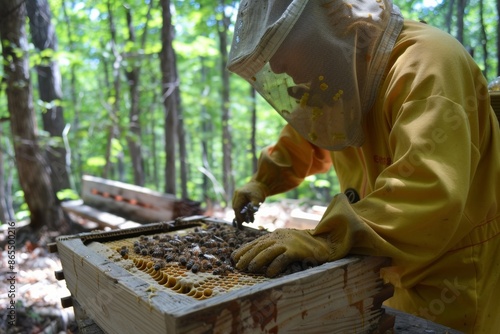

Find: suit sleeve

[252,123,333,196]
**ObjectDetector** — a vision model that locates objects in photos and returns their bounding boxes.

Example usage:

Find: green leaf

[86,156,106,167]
[314,180,331,188]
[57,188,80,201]
[40,48,55,58]
[15,210,30,221]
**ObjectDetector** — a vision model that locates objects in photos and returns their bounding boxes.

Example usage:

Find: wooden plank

[81,175,176,223]
[82,175,177,209]
[289,207,324,229]
[58,238,176,333]
[171,257,390,333]
[62,200,140,229]
[56,219,393,334]
[71,302,463,333]
[289,209,321,229]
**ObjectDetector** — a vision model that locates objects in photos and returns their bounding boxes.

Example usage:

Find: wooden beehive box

[55,217,394,334]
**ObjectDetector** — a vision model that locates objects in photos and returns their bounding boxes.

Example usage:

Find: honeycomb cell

[166,276,177,288]
[203,288,213,297]
[151,270,162,280]
[157,272,169,285]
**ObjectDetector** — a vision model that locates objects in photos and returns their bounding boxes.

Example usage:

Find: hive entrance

[102,221,270,299]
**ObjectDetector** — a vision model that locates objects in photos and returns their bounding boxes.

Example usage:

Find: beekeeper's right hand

[232,181,268,226]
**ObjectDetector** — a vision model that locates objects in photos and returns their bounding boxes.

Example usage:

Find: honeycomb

[102,221,271,300]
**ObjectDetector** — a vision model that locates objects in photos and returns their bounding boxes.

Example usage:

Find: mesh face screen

[103,222,270,300]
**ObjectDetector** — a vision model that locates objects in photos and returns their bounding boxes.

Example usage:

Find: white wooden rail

[62,175,202,229]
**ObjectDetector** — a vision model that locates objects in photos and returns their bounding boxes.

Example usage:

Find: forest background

[0,0,499,239]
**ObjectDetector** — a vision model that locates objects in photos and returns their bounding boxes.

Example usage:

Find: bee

[227,238,237,247]
[178,256,187,266]
[170,239,182,246]
[158,235,170,243]
[153,261,166,271]
[152,248,164,258]
[200,260,212,271]
[204,240,217,248]
[119,248,129,257]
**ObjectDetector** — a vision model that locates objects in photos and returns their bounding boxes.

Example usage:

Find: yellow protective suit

[249,20,500,333]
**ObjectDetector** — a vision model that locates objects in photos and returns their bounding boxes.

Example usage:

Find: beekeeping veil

[227,0,404,150]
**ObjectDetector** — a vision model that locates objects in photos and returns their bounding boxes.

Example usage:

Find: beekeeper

[227,0,500,332]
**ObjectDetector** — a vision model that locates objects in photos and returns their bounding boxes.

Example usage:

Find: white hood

[228,0,404,150]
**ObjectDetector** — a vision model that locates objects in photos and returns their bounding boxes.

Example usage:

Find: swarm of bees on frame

[107,221,322,299]
[116,222,268,277]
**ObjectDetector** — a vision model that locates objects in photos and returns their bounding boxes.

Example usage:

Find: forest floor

[0,200,321,334]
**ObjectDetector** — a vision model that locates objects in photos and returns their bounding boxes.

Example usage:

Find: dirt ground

[0,241,77,334]
[0,201,316,334]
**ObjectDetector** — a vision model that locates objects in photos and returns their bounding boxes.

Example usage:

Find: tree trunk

[456,0,467,44]
[160,0,178,195]
[123,3,153,187]
[177,89,188,199]
[217,0,234,206]
[62,0,82,191]
[26,0,71,192]
[103,0,121,180]
[200,58,211,200]
[0,0,67,233]
[478,0,488,75]
[445,0,455,34]
[149,88,160,188]
[250,87,258,173]
[2,135,16,222]
[126,68,145,186]
[0,127,14,223]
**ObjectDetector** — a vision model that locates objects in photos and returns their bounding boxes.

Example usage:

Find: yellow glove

[232,193,364,277]
[231,229,331,277]
[231,229,348,277]
[232,181,268,227]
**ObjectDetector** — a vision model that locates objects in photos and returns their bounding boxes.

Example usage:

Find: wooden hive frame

[55,217,394,334]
